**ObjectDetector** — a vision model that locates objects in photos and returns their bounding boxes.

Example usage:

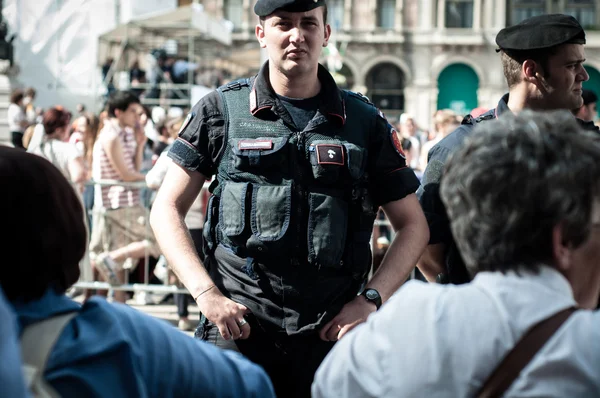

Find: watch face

[366,289,379,300]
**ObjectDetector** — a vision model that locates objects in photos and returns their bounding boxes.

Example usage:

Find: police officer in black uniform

[418,14,598,285]
[150,0,429,396]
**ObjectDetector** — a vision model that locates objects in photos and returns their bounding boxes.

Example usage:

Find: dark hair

[10,88,24,105]
[42,107,71,135]
[107,91,140,118]
[441,110,600,275]
[25,87,36,98]
[501,46,559,88]
[0,147,85,301]
[582,89,598,106]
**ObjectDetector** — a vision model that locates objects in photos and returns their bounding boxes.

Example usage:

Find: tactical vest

[202,79,379,280]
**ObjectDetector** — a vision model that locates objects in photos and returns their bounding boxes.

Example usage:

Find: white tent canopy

[99,4,232,48]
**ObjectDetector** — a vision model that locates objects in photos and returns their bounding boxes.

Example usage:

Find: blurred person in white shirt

[8,89,29,149]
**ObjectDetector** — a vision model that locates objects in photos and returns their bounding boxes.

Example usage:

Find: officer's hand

[196,288,251,340]
[319,296,376,342]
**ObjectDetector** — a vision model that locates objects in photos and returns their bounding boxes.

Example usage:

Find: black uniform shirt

[168,62,420,334]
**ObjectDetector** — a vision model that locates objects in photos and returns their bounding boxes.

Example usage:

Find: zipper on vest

[293,130,307,266]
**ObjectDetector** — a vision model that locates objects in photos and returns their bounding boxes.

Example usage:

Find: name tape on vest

[238,140,274,150]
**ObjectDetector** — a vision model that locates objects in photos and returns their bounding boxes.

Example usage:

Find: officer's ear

[323,24,331,47]
[256,21,267,48]
[522,59,540,83]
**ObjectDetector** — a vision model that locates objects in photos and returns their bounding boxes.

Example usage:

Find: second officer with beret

[418,14,598,286]
[151,0,429,396]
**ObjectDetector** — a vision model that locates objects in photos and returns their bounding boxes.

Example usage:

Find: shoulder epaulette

[220,78,251,92]
[461,110,495,126]
[345,90,374,105]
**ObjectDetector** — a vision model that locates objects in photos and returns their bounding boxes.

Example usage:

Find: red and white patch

[238,139,273,150]
[390,128,406,159]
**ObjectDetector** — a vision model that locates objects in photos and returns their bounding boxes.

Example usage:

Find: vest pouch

[230,137,289,173]
[308,192,348,269]
[246,184,292,257]
[202,195,218,255]
[343,143,367,180]
[308,140,345,185]
[219,182,250,246]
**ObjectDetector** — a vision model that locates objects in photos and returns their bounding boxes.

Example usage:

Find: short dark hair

[10,88,24,105]
[501,46,559,88]
[441,110,600,275]
[107,90,140,118]
[0,147,85,301]
[42,107,71,135]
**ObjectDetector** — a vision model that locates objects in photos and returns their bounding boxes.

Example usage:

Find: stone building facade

[182,0,600,129]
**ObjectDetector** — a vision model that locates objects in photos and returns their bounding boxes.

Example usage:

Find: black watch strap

[360,288,382,310]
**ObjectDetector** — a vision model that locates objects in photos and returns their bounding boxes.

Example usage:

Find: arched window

[445,0,474,28]
[437,63,479,116]
[366,63,405,113]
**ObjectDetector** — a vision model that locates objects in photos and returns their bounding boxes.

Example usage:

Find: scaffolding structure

[96,4,258,110]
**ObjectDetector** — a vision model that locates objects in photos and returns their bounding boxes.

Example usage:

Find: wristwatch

[436,272,449,284]
[360,288,382,310]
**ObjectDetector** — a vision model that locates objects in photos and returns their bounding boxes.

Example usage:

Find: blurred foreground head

[0,147,85,301]
[441,110,600,307]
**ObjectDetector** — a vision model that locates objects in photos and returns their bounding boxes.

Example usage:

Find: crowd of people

[2,0,600,397]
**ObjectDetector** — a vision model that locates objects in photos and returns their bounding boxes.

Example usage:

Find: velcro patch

[390,128,406,159]
[238,139,273,150]
[316,144,344,165]
[178,112,195,136]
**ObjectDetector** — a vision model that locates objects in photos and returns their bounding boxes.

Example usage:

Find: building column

[370,0,378,29]
[437,0,445,29]
[419,0,433,30]
[473,0,482,30]
[343,0,352,30]
[241,0,250,31]
[494,0,506,29]
[395,0,404,31]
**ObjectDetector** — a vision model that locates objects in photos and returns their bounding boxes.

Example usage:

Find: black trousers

[11,131,24,149]
[195,313,335,398]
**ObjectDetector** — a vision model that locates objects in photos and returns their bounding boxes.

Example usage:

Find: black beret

[582,89,598,105]
[254,0,326,17]
[496,14,585,51]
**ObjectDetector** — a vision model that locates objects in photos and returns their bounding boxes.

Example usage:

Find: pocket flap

[219,182,249,237]
[343,142,367,179]
[250,184,291,241]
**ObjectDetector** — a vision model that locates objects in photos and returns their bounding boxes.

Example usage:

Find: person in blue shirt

[0,287,30,398]
[0,146,275,398]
